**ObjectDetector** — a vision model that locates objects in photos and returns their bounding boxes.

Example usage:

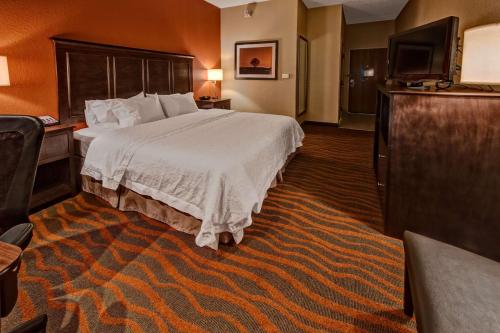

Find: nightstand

[196,98,231,110]
[31,124,76,211]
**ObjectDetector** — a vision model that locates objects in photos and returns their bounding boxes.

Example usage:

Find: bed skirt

[81,151,297,248]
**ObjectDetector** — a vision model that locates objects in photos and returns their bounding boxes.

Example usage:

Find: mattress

[81,109,304,249]
[74,110,208,157]
[74,127,112,157]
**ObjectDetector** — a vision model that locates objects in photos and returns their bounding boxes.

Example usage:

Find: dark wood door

[348,48,387,114]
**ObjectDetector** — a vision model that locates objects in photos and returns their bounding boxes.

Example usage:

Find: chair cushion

[404,231,500,333]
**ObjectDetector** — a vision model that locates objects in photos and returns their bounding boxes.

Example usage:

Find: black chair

[0,116,45,243]
[0,115,47,332]
[404,231,500,333]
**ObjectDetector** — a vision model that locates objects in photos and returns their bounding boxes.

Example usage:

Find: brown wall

[341,20,395,113]
[0,0,221,118]
[397,0,500,37]
[221,0,298,117]
[306,5,343,124]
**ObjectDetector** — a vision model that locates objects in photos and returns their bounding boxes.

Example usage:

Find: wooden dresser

[196,98,231,110]
[374,85,500,252]
[31,124,76,210]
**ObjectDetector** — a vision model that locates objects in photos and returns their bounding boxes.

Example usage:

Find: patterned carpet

[4,125,416,332]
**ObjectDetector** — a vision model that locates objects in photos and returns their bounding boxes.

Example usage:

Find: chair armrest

[8,314,48,333]
[0,223,33,250]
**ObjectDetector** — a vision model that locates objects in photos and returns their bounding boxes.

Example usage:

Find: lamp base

[210,81,219,100]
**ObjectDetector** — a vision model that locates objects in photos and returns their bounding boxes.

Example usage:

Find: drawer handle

[378,153,386,159]
[377,182,385,188]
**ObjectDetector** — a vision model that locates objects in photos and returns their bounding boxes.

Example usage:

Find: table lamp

[461,23,500,85]
[0,56,10,86]
[208,69,223,99]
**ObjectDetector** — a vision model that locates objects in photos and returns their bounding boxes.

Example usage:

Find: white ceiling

[205,0,408,24]
[304,0,409,24]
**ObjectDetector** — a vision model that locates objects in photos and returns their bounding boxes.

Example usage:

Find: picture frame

[235,40,279,80]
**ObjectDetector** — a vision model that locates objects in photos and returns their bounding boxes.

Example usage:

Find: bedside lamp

[461,23,500,85]
[207,69,223,99]
[0,56,10,86]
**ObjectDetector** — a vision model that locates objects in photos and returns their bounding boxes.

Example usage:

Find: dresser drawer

[376,132,388,212]
[39,130,72,164]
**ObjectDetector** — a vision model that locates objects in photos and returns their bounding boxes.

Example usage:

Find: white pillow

[111,101,142,128]
[128,93,165,123]
[130,92,145,99]
[84,107,99,127]
[84,99,120,128]
[84,92,164,128]
[157,92,198,118]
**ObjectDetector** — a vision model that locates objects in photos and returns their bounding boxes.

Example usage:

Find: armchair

[0,115,47,333]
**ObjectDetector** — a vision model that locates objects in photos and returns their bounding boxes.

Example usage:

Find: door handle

[349,79,355,88]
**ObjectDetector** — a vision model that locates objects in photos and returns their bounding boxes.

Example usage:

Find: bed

[54,38,303,249]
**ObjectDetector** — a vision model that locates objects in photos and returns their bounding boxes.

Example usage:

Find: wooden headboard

[52,37,194,124]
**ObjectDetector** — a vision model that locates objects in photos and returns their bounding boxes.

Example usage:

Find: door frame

[296,35,309,117]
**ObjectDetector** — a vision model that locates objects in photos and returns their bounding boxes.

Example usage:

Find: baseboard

[302,121,339,127]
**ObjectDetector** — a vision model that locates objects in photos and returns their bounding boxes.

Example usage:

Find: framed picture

[235,40,278,80]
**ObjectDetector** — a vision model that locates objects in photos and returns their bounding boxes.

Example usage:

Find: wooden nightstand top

[45,123,75,133]
[196,98,231,110]
[196,98,230,103]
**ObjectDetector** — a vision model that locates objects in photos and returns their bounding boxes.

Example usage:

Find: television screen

[388,17,459,81]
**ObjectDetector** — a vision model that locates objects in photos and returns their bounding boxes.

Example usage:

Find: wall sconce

[207,69,223,99]
[0,56,10,86]
[461,23,500,85]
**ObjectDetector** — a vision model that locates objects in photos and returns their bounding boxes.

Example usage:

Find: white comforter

[81,109,304,249]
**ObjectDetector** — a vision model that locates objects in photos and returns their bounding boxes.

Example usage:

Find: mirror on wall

[297,36,309,116]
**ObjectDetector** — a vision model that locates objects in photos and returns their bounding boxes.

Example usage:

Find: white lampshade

[208,69,223,81]
[0,56,10,86]
[461,23,500,85]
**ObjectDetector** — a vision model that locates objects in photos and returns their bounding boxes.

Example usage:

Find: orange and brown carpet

[4,125,416,332]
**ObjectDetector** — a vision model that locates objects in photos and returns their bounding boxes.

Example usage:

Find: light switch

[281,73,290,79]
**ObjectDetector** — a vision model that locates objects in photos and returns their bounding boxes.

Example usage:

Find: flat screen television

[387,16,459,82]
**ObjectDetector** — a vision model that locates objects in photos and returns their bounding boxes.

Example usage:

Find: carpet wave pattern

[4,125,416,332]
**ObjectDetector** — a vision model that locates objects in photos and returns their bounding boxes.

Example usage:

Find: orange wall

[0,0,221,118]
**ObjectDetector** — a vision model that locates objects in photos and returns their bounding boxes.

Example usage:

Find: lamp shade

[208,69,223,81]
[0,56,10,86]
[461,23,500,85]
